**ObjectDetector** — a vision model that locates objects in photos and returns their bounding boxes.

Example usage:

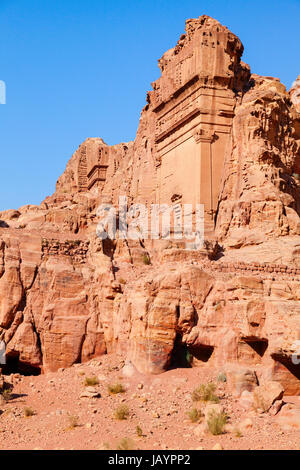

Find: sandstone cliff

[0,15,300,395]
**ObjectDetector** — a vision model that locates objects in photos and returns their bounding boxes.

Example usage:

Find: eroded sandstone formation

[0,15,300,394]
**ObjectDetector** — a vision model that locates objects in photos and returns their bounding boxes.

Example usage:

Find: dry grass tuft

[207,410,228,435]
[192,382,219,403]
[186,407,204,423]
[24,407,36,417]
[108,383,125,394]
[114,404,129,420]
[84,376,99,387]
[66,414,79,430]
[116,437,135,450]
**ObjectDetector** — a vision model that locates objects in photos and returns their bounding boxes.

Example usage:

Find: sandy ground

[0,353,299,451]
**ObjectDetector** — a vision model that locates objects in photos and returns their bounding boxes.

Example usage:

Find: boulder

[253,381,284,412]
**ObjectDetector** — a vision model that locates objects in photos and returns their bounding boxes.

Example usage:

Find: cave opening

[242,338,268,357]
[1,353,41,376]
[189,344,214,363]
[169,334,192,369]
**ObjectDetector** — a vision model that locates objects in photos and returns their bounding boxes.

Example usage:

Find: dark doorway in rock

[242,338,268,357]
[169,334,192,369]
[189,344,214,363]
[1,354,41,376]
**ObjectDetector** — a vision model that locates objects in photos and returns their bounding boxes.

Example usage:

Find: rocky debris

[239,417,253,433]
[0,354,299,450]
[239,390,254,409]
[277,405,300,430]
[269,399,284,416]
[122,361,137,378]
[79,387,101,399]
[253,381,284,413]
[226,368,259,397]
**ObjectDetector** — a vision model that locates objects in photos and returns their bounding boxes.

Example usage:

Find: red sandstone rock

[0,16,299,396]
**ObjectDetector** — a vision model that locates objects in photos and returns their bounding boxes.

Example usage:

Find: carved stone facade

[2,15,299,390]
[77,138,110,192]
[146,16,249,234]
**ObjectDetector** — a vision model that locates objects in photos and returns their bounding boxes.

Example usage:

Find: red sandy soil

[0,353,299,450]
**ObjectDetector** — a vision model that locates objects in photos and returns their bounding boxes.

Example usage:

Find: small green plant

[192,383,219,403]
[207,410,228,436]
[116,437,135,450]
[186,407,203,423]
[0,388,13,402]
[217,372,227,383]
[142,254,151,265]
[84,376,99,386]
[114,404,129,420]
[67,414,79,430]
[108,383,125,394]
[24,407,36,417]
[136,425,143,437]
[185,349,193,366]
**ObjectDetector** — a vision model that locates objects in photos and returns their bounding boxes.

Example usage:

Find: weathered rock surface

[0,15,299,395]
[252,380,284,412]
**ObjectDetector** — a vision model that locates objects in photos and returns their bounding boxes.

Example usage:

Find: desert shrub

[114,404,129,420]
[185,349,193,366]
[186,407,203,423]
[119,278,126,284]
[117,437,135,450]
[192,383,219,403]
[136,425,143,437]
[108,383,125,394]
[84,376,99,386]
[207,410,228,435]
[142,254,151,265]
[67,414,79,430]
[24,407,36,417]
[0,387,12,402]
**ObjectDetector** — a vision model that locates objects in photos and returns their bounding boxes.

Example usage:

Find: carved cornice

[155,108,200,143]
[193,127,216,143]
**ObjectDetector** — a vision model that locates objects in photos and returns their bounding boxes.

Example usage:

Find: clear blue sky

[0,0,299,210]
